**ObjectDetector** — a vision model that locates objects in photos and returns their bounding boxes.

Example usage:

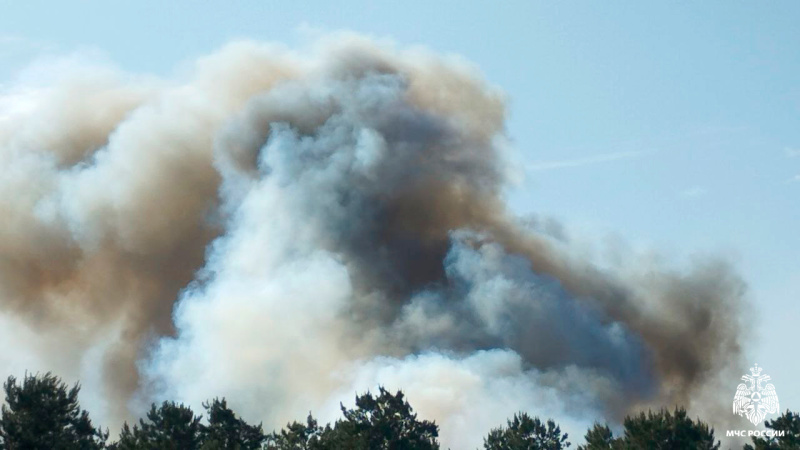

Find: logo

[733,364,779,425]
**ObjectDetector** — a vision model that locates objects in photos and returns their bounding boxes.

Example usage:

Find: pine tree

[578,408,719,450]
[327,387,439,450]
[484,412,570,450]
[265,414,328,450]
[0,372,107,450]
[113,401,202,450]
[267,388,439,450]
[200,398,265,449]
[621,408,719,449]
[577,423,619,450]
[745,410,800,450]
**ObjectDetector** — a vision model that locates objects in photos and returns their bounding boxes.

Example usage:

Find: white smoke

[0,34,746,448]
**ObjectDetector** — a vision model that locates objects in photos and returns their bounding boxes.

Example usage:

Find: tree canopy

[202,398,266,450]
[0,372,796,450]
[484,412,570,450]
[266,387,439,450]
[114,401,203,450]
[579,408,720,450]
[745,410,800,450]
[0,372,107,450]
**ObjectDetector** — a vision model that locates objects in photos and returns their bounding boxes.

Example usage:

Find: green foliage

[622,408,719,450]
[484,412,570,450]
[577,423,619,450]
[267,388,439,450]
[200,398,265,450]
[8,370,800,450]
[329,387,439,450]
[745,410,800,450]
[0,372,107,450]
[578,408,719,450]
[114,401,203,450]
[265,414,328,450]
[112,399,265,450]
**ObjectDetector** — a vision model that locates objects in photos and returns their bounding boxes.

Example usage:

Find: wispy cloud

[526,150,649,171]
[681,186,707,198]
[786,148,800,184]
[0,34,52,55]
[0,35,58,82]
[785,147,800,158]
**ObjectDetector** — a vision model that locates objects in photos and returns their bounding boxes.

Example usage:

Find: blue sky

[2,0,798,411]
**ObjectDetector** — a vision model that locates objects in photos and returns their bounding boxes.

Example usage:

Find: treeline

[0,373,798,449]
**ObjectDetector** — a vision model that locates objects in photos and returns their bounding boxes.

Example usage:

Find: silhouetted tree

[267,388,438,450]
[0,372,107,450]
[326,387,439,450]
[1,369,753,450]
[578,408,718,450]
[745,410,800,450]
[484,412,570,449]
[200,398,265,449]
[113,401,202,450]
[265,414,328,450]
[623,408,719,449]
[577,423,619,450]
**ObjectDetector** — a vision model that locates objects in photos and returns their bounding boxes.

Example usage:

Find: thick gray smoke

[0,35,746,447]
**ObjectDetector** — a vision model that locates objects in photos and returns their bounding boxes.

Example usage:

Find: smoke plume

[0,35,746,447]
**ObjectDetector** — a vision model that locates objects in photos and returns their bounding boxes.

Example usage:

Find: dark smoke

[0,35,746,448]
